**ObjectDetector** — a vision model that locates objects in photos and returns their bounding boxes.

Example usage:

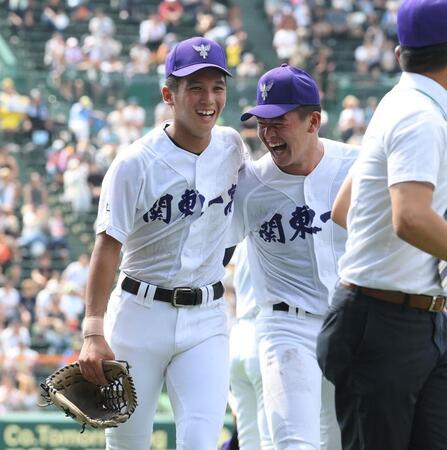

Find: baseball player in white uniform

[78,37,247,450]
[227,65,358,450]
[229,240,273,450]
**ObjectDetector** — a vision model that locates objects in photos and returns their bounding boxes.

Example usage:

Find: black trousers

[316,285,447,450]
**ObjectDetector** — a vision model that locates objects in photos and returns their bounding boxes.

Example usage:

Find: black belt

[273,302,309,313]
[121,276,224,307]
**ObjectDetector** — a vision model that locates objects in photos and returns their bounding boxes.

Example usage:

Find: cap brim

[241,104,300,122]
[240,104,299,121]
[171,63,232,77]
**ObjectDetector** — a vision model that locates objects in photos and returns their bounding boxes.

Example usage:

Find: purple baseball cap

[165,36,232,78]
[398,0,447,48]
[241,64,320,121]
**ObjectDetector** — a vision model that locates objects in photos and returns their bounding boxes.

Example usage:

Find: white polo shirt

[97,124,247,288]
[339,72,447,295]
[228,139,359,314]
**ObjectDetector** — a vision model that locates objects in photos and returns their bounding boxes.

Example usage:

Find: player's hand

[79,335,115,385]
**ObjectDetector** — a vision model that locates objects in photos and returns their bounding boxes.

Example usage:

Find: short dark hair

[165,75,180,92]
[295,105,321,120]
[399,43,447,73]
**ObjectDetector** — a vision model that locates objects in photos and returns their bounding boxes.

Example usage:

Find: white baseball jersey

[233,240,258,319]
[97,123,247,288]
[339,72,447,295]
[228,139,359,314]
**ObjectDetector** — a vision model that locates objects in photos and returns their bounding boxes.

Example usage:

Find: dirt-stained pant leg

[257,310,330,450]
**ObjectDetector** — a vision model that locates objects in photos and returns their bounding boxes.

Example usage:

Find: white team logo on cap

[193,44,211,59]
[260,81,274,101]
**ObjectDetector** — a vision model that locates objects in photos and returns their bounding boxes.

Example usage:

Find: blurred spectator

[0,373,22,413]
[3,341,39,373]
[0,146,19,178]
[34,290,71,354]
[380,0,399,39]
[272,10,298,63]
[380,39,398,73]
[0,167,19,215]
[312,46,336,100]
[225,35,243,69]
[44,32,66,85]
[0,233,17,271]
[45,139,73,187]
[0,316,31,353]
[236,53,263,78]
[23,172,48,209]
[41,0,70,32]
[47,207,69,251]
[16,370,39,411]
[364,96,378,125]
[89,8,115,38]
[60,283,84,326]
[354,35,381,75]
[5,263,22,289]
[18,204,50,258]
[0,279,20,323]
[60,37,84,101]
[7,0,34,36]
[63,158,91,214]
[87,161,104,206]
[62,253,90,292]
[126,42,152,78]
[24,89,50,146]
[68,96,93,142]
[139,13,167,51]
[338,95,365,142]
[0,78,29,134]
[19,278,39,326]
[31,253,54,288]
[122,97,146,133]
[159,0,184,30]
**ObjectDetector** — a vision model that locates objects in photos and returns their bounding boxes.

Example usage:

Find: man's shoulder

[236,155,274,192]
[117,127,168,165]
[321,138,360,161]
[212,125,245,149]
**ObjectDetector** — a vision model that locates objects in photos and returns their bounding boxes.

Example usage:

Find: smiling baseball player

[78,36,247,450]
[228,65,358,450]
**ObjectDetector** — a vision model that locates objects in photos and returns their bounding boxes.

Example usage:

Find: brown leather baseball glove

[40,360,138,432]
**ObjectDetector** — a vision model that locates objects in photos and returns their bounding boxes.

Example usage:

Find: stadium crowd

[0,0,399,418]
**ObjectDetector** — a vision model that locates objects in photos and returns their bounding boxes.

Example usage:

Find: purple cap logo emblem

[192,44,211,59]
[165,36,232,78]
[260,82,274,102]
[240,64,320,122]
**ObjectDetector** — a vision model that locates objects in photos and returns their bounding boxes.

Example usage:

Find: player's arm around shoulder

[389,181,447,260]
[219,125,251,165]
[79,232,122,385]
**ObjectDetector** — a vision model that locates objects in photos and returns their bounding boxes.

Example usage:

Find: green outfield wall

[0,413,234,450]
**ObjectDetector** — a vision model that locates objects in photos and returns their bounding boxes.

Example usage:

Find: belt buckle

[429,296,446,312]
[172,287,196,307]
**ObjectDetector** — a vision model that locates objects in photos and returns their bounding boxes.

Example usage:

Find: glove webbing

[101,379,128,413]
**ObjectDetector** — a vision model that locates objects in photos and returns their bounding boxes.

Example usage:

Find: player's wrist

[82,316,104,338]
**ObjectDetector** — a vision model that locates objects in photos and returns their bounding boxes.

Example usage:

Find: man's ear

[162,86,174,106]
[308,111,321,133]
[395,45,401,62]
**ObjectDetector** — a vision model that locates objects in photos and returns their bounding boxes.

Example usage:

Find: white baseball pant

[103,275,230,450]
[257,307,341,450]
[229,318,274,450]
